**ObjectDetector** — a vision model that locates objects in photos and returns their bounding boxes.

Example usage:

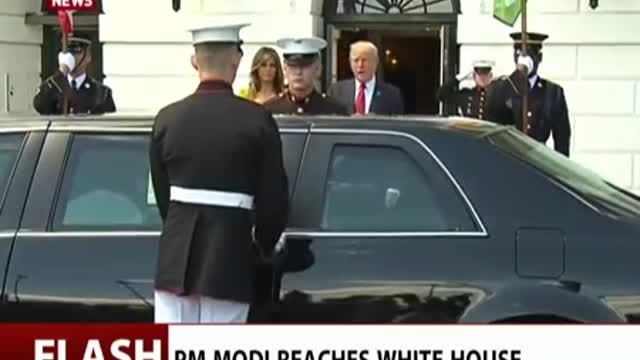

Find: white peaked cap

[276,37,328,55]
[186,22,251,45]
[472,59,495,69]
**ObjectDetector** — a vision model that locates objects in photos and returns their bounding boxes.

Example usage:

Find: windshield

[484,128,640,220]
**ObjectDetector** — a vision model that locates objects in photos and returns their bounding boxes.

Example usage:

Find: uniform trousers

[154,290,250,323]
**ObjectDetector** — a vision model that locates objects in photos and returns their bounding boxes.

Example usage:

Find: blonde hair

[247,47,285,99]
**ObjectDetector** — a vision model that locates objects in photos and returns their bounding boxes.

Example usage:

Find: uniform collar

[288,89,315,104]
[529,74,540,89]
[68,73,87,89]
[195,79,233,94]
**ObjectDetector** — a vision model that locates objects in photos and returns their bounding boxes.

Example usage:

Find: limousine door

[272,128,498,323]
[3,124,309,322]
[4,128,160,322]
[0,125,46,312]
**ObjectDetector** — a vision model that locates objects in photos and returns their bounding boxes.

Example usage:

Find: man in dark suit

[328,40,404,115]
[485,32,571,156]
[149,22,289,323]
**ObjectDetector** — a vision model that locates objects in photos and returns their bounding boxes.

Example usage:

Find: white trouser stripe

[170,186,254,209]
[154,290,249,323]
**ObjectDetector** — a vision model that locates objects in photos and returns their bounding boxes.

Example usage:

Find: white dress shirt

[529,74,539,89]
[354,76,376,114]
[68,73,87,90]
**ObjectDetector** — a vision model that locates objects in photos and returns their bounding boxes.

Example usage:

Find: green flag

[493,0,522,26]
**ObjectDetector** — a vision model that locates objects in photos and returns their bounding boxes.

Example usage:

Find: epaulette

[541,77,559,88]
[45,75,62,93]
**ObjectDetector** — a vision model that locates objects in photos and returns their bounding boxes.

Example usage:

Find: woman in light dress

[238,47,285,104]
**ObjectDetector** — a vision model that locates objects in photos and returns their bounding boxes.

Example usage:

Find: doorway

[332,28,442,115]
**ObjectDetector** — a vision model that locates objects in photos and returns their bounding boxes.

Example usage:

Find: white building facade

[1,0,639,195]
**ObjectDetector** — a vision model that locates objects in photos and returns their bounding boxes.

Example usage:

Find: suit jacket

[149,80,289,303]
[328,78,404,115]
[485,70,571,157]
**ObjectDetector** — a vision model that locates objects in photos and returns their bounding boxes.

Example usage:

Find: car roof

[0,112,505,137]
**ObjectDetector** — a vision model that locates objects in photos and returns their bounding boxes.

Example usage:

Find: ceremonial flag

[493,0,522,26]
[57,10,75,36]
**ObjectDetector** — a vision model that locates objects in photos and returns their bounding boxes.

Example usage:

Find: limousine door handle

[275,229,317,253]
[272,230,316,273]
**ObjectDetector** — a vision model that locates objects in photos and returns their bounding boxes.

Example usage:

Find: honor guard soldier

[33,36,116,115]
[485,32,571,156]
[436,59,494,120]
[149,22,289,323]
[263,37,349,115]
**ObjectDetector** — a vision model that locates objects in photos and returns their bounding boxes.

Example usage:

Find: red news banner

[47,0,97,11]
[0,324,637,360]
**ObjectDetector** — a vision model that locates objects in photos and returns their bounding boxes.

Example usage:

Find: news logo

[34,339,163,360]
[47,0,97,11]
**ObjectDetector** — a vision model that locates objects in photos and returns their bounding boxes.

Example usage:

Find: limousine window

[52,134,162,231]
[0,133,25,210]
[486,127,640,219]
[321,145,478,232]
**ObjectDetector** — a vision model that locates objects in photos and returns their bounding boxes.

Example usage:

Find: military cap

[186,22,250,45]
[67,36,91,54]
[276,37,327,67]
[510,32,549,46]
[472,59,495,72]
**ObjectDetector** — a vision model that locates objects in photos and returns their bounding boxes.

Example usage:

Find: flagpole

[520,0,528,134]
[62,32,69,115]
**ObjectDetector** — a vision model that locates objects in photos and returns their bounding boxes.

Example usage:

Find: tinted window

[0,133,26,209]
[321,145,478,232]
[486,128,640,219]
[53,134,161,231]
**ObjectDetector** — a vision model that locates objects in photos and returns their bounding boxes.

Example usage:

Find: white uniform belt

[170,186,254,210]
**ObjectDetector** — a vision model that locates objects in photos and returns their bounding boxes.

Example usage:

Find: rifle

[57,10,74,115]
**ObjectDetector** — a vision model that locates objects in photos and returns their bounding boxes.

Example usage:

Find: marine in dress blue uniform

[436,60,495,120]
[263,37,348,115]
[149,22,289,323]
[485,32,571,156]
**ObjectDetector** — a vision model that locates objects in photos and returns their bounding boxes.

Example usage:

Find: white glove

[456,70,474,81]
[274,233,286,252]
[58,52,76,73]
[517,55,534,75]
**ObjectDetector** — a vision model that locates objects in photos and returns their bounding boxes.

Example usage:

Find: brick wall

[100,0,322,112]
[0,0,41,115]
[458,0,640,194]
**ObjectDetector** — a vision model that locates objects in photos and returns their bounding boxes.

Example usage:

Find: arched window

[330,0,460,15]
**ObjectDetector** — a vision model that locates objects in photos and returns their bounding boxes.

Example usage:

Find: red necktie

[355,82,366,114]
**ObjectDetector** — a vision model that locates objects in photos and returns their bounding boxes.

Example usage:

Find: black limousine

[0,113,638,323]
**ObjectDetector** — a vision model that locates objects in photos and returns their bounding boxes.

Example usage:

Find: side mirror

[385,187,401,208]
